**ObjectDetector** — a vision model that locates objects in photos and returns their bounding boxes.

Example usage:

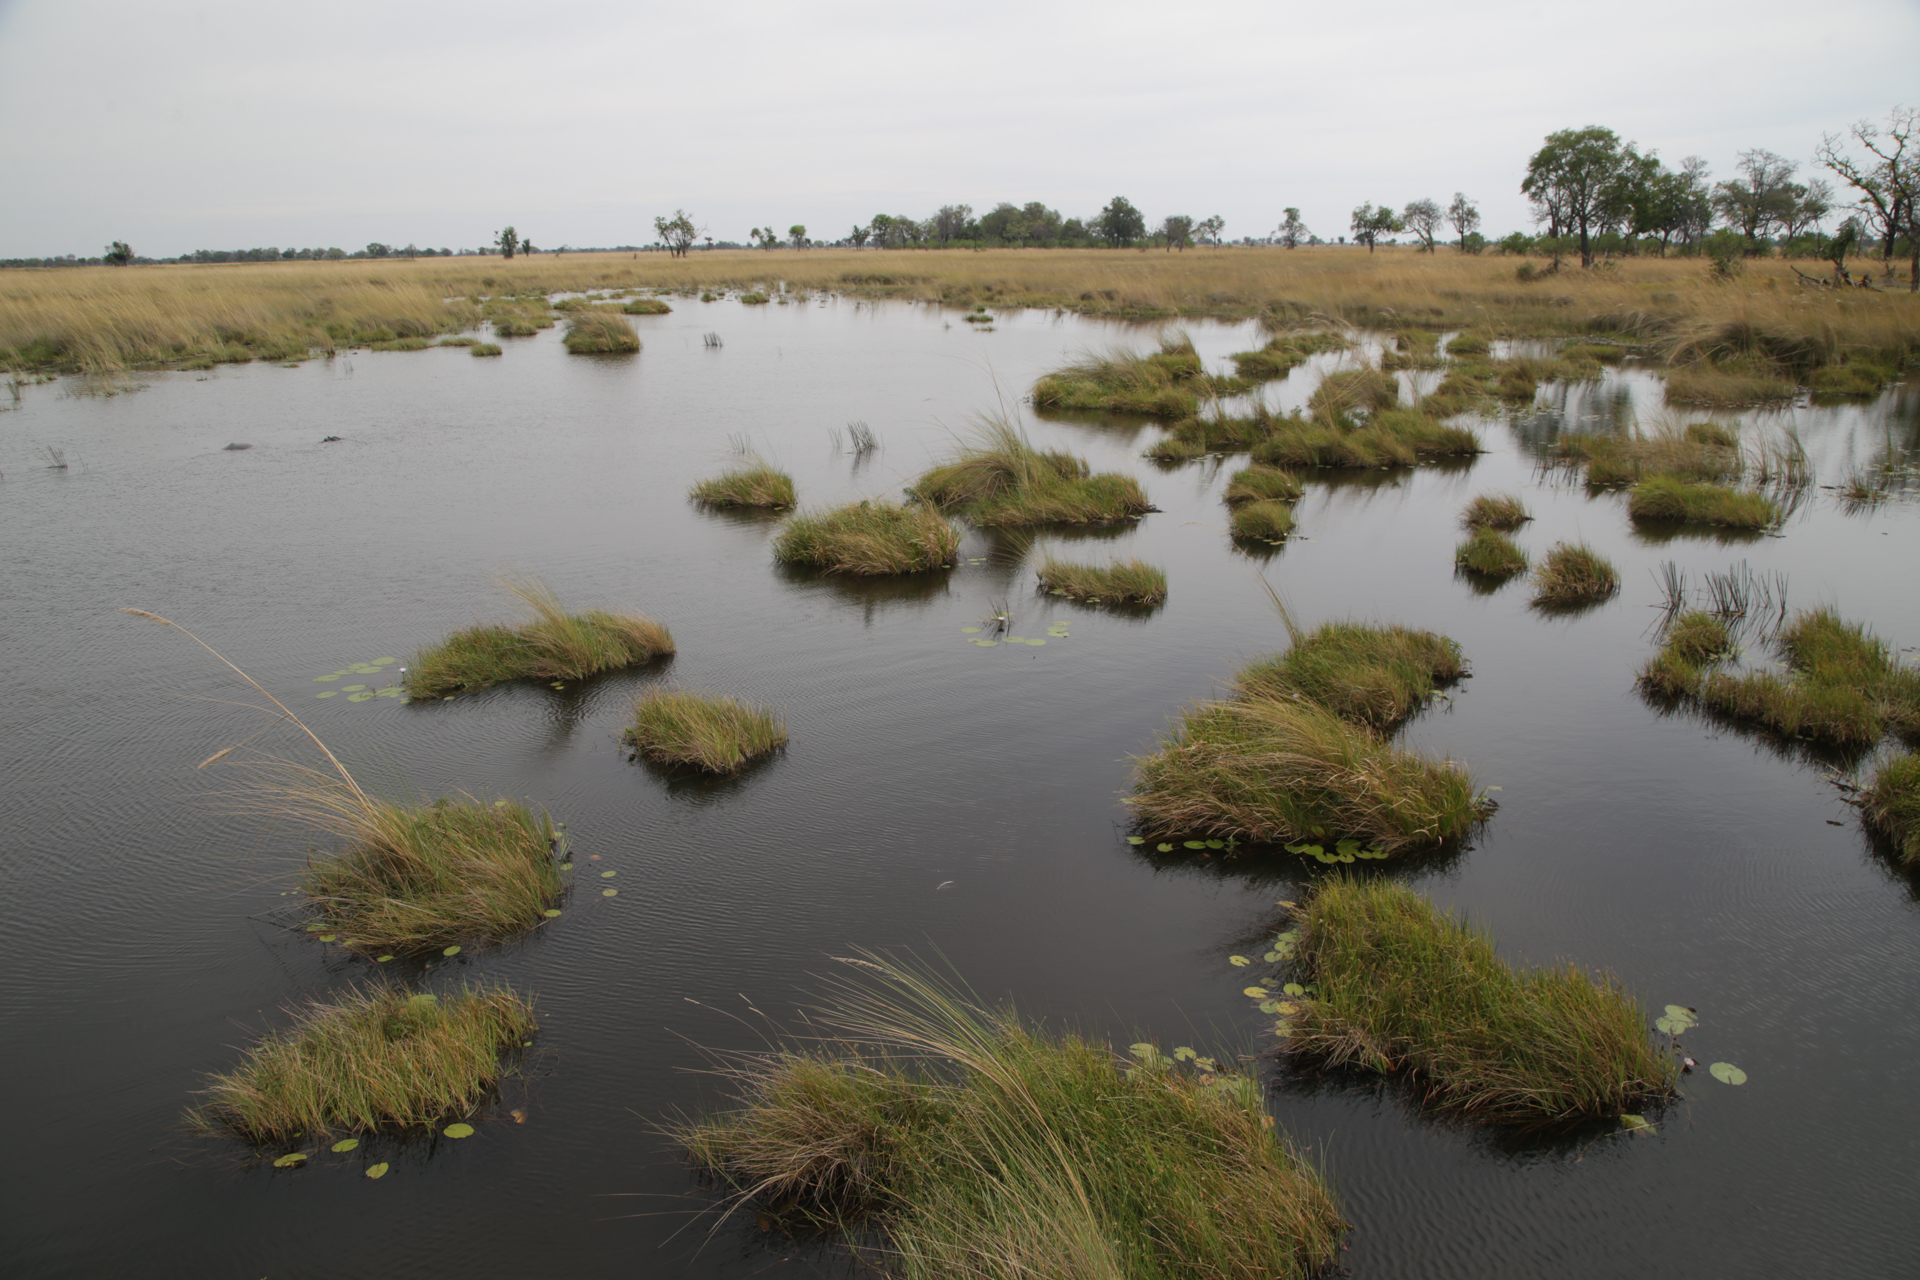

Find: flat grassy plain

[6,247,1917,374]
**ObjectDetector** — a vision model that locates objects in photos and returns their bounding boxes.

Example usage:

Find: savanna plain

[2,248,1918,1280]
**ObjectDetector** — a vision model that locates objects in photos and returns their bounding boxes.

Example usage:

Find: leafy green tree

[849,222,871,248]
[494,226,519,259]
[1349,203,1402,252]
[1095,196,1145,248]
[931,205,973,246]
[1194,215,1224,245]
[1521,126,1633,267]
[1021,202,1063,245]
[1160,214,1194,251]
[1402,199,1442,252]
[104,241,133,266]
[1445,194,1480,251]
[789,225,808,248]
[653,210,702,258]
[1712,149,1801,249]
[1276,208,1309,248]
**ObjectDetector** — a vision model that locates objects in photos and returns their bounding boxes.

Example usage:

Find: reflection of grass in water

[409,573,673,696]
[1034,555,1166,605]
[773,500,961,575]
[1283,879,1676,1125]
[624,688,786,775]
[192,986,535,1142]
[674,954,1345,1279]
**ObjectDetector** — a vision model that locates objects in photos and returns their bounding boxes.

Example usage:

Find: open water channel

[2,294,1917,1278]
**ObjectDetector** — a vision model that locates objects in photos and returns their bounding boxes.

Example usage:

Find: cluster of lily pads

[1282,838,1390,864]
[313,657,405,703]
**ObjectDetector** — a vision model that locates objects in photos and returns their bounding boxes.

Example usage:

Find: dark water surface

[3,297,1918,1278]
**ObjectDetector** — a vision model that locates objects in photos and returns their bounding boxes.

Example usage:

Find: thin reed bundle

[408,574,673,696]
[1283,879,1675,1123]
[624,688,787,773]
[675,954,1345,1280]
[192,985,535,1141]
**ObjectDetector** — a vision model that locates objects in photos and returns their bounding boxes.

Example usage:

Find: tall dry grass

[8,248,1916,372]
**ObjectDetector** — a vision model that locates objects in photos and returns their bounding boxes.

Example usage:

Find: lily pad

[443,1123,475,1139]
[314,675,342,682]
[407,993,438,1007]
[961,627,982,634]
[342,685,366,692]
[442,945,461,957]
[1242,987,1269,999]
[1173,1046,1196,1061]
[376,955,394,963]
[315,691,337,699]
[542,909,562,918]
[600,870,617,878]
[317,934,337,943]
[1709,1062,1747,1085]
[1283,982,1305,996]
[331,1138,360,1153]
[365,1162,389,1179]
[971,639,999,647]
[1156,843,1174,853]
[1025,638,1046,646]
[1126,836,1145,845]
[272,1152,308,1167]
[602,888,618,897]
[1258,1000,1280,1013]
[347,691,374,702]
[1204,839,1225,850]
[1620,1114,1653,1133]
[1229,955,1250,967]
[1183,840,1207,850]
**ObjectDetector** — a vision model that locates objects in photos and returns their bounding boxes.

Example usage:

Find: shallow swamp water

[2,295,1918,1278]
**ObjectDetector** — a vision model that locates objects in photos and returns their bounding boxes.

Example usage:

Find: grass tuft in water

[408,574,673,696]
[911,419,1151,526]
[191,985,535,1141]
[623,688,787,774]
[1223,465,1303,505]
[675,954,1345,1279]
[469,342,503,357]
[1237,621,1464,733]
[621,298,672,315]
[561,311,640,354]
[1454,529,1528,579]
[1531,542,1619,608]
[1627,476,1780,529]
[1031,333,1226,418]
[1128,697,1484,854]
[1229,499,1296,543]
[773,500,961,574]
[1460,492,1530,531]
[690,461,796,509]
[1861,754,1920,864]
[1035,556,1167,605]
[1283,879,1676,1124]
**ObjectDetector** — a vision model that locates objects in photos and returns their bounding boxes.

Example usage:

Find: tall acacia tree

[1349,203,1401,253]
[1402,199,1442,252]
[1521,126,1633,267]
[1096,196,1146,248]
[1446,194,1480,251]
[1277,208,1310,248]
[653,210,701,258]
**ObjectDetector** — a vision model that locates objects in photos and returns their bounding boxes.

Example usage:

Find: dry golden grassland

[5,248,1916,375]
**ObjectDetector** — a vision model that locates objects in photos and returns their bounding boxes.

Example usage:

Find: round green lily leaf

[407,993,438,1006]
[1229,955,1250,967]
[1663,1004,1699,1025]
[272,1152,308,1167]
[961,627,982,634]
[376,955,394,963]
[1026,638,1046,645]
[366,1162,389,1179]
[602,888,618,897]
[1709,1062,1747,1085]
[1126,836,1145,845]
[1243,987,1269,999]
[1183,840,1207,850]
[331,1138,359,1153]
[1620,1114,1652,1132]
[1258,1000,1280,1013]
[1204,839,1226,849]
[442,945,461,956]
[1156,843,1174,853]
[600,870,617,878]
[542,909,562,918]
[1283,982,1305,996]
[316,934,337,942]
[971,639,998,646]
[373,657,398,665]
[315,691,337,698]
[443,1123,475,1138]
[1263,951,1282,962]
[347,691,374,702]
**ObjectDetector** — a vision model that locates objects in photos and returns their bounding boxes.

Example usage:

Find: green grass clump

[493,318,542,337]
[1861,754,1920,863]
[1250,411,1478,471]
[1283,880,1676,1123]
[408,574,674,696]
[1444,332,1490,357]
[1223,465,1303,505]
[1306,366,1398,418]
[298,790,562,950]
[911,421,1151,526]
[1128,697,1485,853]
[470,342,502,357]
[1228,331,1344,381]
[1628,476,1780,529]
[1665,611,1734,664]
[562,311,640,354]
[1665,363,1797,407]
[676,957,1345,1280]
[1143,435,1208,463]
[1031,334,1225,418]
[1229,499,1296,542]
[773,500,961,574]
[1461,491,1530,530]
[1531,542,1619,608]
[1455,529,1528,579]
[192,985,535,1141]
[690,462,796,509]
[1236,621,1464,733]
[1684,421,1739,448]
[621,298,672,315]
[438,336,478,347]
[1035,556,1167,605]
[738,291,770,304]
[624,687,787,774]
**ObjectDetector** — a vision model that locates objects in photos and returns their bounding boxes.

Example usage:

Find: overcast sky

[1,0,1913,257]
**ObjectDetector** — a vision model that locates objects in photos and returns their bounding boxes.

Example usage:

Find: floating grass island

[1236,621,1465,732]
[1531,542,1619,609]
[1455,528,1528,579]
[1461,491,1530,530]
[1280,879,1676,1124]
[676,957,1345,1278]
[192,985,535,1142]
[624,688,787,774]
[689,461,796,509]
[1223,465,1303,506]
[1627,476,1781,529]
[407,575,674,696]
[773,500,961,574]
[910,421,1152,526]
[561,311,640,354]
[298,790,564,952]
[1034,555,1167,605]
[1030,334,1241,418]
